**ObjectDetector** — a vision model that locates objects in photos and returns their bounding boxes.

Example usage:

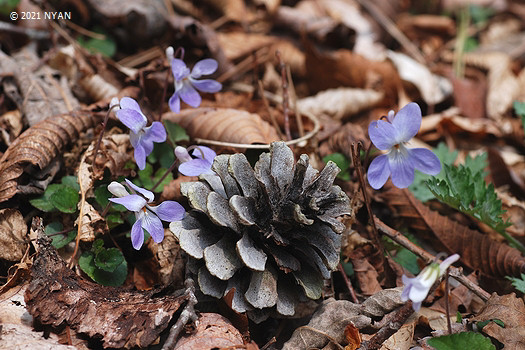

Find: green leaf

[0,0,19,15]
[427,332,495,350]
[49,185,79,213]
[61,175,80,192]
[78,241,128,286]
[426,152,510,237]
[341,261,354,277]
[393,248,421,275]
[149,142,175,169]
[164,120,189,145]
[77,28,116,57]
[136,163,154,188]
[45,222,76,249]
[29,184,62,212]
[95,247,125,272]
[506,273,525,293]
[476,319,505,331]
[323,153,351,181]
[152,167,173,193]
[106,213,124,228]
[456,311,462,323]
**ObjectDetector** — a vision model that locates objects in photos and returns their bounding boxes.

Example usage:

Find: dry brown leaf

[25,218,187,349]
[173,313,245,349]
[472,293,525,349]
[217,31,275,62]
[305,45,402,107]
[0,110,23,146]
[0,111,97,203]
[297,87,383,121]
[387,51,452,105]
[380,321,415,350]
[162,108,280,145]
[283,289,404,350]
[0,47,80,126]
[344,323,362,350]
[379,187,525,278]
[444,51,520,120]
[349,245,383,296]
[0,209,28,262]
[203,0,251,22]
[147,229,185,288]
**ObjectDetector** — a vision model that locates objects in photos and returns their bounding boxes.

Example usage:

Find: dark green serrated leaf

[426,153,510,237]
[45,222,76,249]
[49,185,79,213]
[165,120,189,145]
[95,247,125,272]
[506,273,525,293]
[427,332,495,350]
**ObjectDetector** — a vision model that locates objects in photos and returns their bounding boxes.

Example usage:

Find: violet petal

[109,194,146,212]
[392,102,421,143]
[191,58,218,78]
[409,148,441,176]
[179,82,201,107]
[367,154,391,189]
[116,109,146,134]
[149,201,185,222]
[134,143,147,170]
[368,120,398,150]
[192,145,216,161]
[169,93,181,113]
[388,152,415,188]
[143,122,167,143]
[142,212,164,243]
[131,217,145,250]
[125,179,154,202]
[179,159,214,176]
[171,59,190,81]
[190,79,222,93]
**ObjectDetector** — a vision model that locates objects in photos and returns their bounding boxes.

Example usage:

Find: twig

[355,0,426,65]
[275,50,292,141]
[445,267,452,334]
[162,274,199,349]
[338,263,359,303]
[258,80,284,139]
[351,143,385,255]
[286,65,304,138]
[359,302,414,350]
[374,216,491,302]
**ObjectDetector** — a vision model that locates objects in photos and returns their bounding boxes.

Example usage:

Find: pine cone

[170,142,352,321]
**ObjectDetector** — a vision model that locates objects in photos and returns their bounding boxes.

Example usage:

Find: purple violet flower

[111,97,167,170]
[367,102,441,189]
[174,145,216,176]
[401,254,460,311]
[108,179,185,250]
[166,47,222,113]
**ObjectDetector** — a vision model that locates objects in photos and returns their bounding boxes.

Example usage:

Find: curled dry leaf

[282,289,404,350]
[147,229,185,288]
[297,87,383,121]
[162,108,280,145]
[25,218,187,349]
[387,51,452,105]
[472,293,525,349]
[380,187,525,278]
[173,313,245,349]
[0,48,80,126]
[48,45,121,103]
[0,111,97,203]
[0,209,28,262]
[0,110,23,146]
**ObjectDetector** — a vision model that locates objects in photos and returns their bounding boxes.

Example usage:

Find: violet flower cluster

[401,254,460,311]
[107,48,220,249]
[367,102,441,189]
[166,46,222,113]
[111,97,166,170]
[108,179,185,250]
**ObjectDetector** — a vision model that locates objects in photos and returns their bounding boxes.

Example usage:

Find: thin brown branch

[275,50,292,141]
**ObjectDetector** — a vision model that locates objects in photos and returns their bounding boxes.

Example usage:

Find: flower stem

[151,160,177,192]
[445,267,452,334]
[92,105,118,174]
